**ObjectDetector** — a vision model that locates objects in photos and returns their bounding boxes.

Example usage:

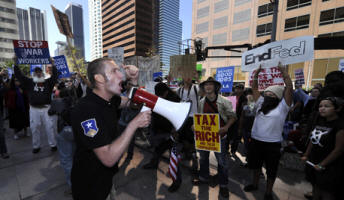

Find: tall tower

[159,0,182,74]
[101,0,154,58]
[65,3,85,58]
[0,0,19,64]
[88,0,102,61]
[17,7,47,41]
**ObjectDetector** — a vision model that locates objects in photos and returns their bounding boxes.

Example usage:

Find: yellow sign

[194,114,221,152]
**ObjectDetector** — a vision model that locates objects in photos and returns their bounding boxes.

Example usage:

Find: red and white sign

[249,67,284,91]
[294,68,305,85]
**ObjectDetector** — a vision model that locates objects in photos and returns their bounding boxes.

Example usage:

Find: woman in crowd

[301,97,344,200]
[6,76,29,139]
[244,63,293,200]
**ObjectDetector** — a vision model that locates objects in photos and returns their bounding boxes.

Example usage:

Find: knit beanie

[264,85,284,100]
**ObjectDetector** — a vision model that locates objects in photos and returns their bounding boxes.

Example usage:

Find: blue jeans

[0,115,7,154]
[199,138,229,186]
[56,126,75,187]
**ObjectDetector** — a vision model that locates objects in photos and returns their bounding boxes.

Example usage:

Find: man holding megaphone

[70,58,151,200]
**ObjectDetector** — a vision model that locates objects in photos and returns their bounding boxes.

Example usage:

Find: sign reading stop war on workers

[241,36,314,72]
[194,114,221,153]
[53,55,70,79]
[249,67,284,91]
[13,40,51,65]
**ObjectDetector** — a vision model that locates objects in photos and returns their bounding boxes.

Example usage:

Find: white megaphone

[128,88,191,131]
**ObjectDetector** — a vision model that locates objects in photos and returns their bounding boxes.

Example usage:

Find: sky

[16,0,193,62]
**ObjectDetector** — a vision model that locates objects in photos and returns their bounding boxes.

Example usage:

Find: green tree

[65,44,87,75]
[0,59,30,76]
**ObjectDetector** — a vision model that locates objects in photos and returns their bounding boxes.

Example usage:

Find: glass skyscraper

[159,0,182,75]
[65,3,85,58]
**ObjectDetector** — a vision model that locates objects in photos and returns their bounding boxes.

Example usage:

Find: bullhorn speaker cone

[129,88,191,131]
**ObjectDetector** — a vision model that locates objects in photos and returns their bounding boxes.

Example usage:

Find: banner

[153,72,162,80]
[108,47,124,67]
[241,36,314,71]
[339,59,344,72]
[169,54,197,80]
[249,67,284,91]
[53,55,70,78]
[194,114,221,152]
[294,68,305,85]
[216,66,234,93]
[13,40,51,65]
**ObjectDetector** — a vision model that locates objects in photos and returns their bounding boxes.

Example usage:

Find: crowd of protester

[0,57,343,200]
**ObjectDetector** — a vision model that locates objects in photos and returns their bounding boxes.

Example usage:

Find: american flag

[168,146,181,181]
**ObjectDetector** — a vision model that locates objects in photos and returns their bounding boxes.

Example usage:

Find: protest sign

[153,72,162,80]
[339,59,344,72]
[53,55,70,78]
[249,67,284,91]
[194,114,221,152]
[13,40,51,65]
[51,5,73,38]
[169,54,197,80]
[241,36,314,71]
[108,47,124,66]
[294,68,305,85]
[227,96,237,112]
[216,66,234,93]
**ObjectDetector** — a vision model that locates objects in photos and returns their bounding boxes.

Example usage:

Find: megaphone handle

[140,105,151,112]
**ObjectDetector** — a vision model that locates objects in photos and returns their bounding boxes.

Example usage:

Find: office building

[101,0,154,58]
[192,0,344,87]
[17,7,47,41]
[0,0,19,64]
[159,0,182,74]
[65,3,85,58]
[88,0,102,61]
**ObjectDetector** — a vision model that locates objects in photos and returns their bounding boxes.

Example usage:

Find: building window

[256,23,272,37]
[0,6,15,14]
[284,14,310,32]
[258,3,273,18]
[197,6,209,19]
[322,0,330,2]
[318,31,344,37]
[0,27,17,34]
[287,0,312,11]
[233,9,251,24]
[319,7,344,26]
[196,21,208,34]
[235,0,251,7]
[214,0,229,13]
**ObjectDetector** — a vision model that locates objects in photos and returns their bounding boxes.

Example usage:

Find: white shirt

[251,96,291,142]
[177,85,199,117]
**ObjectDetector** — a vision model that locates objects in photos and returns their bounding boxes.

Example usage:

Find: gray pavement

[0,123,311,200]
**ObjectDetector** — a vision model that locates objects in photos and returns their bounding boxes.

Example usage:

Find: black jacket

[14,65,58,106]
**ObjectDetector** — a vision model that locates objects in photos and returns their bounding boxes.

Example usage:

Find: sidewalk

[0,123,311,200]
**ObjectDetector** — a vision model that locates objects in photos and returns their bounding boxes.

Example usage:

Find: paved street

[0,123,311,200]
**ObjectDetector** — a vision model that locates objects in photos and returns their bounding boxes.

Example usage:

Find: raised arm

[14,65,32,88]
[278,62,293,106]
[252,65,262,102]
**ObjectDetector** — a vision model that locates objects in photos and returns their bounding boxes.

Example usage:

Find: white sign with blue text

[53,55,70,78]
[216,66,234,93]
[241,36,314,72]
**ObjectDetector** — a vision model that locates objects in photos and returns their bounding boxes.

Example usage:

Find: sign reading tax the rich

[13,40,51,65]
[194,114,221,153]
